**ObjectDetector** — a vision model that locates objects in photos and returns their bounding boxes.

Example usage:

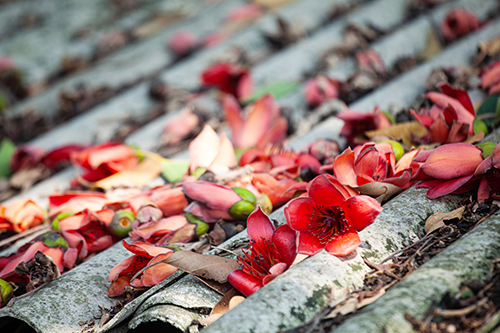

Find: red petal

[297,231,324,256]
[258,117,288,149]
[122,240,172,258]
[478,177,491,202]
[273,224,297,268]
[136,252,178,287]
[108,255,136,281]
[324,229,361,256]
[425,174,475,199]
[227,269,262,297]
[247,207,275,244]
[223,95,244,147]
[308,174,349,206]
[333,148,357,186]
[429,113,450,144]
[107,275,132,297]
[239,94,278,148]
[341,195,382,231]
[284,197,316,232]
[439,82,475,116]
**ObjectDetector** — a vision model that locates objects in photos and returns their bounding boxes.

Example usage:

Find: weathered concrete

[334,212,500,333]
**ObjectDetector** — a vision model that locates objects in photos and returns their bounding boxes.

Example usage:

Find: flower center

[237,238,282,280]
[308,205,350,244]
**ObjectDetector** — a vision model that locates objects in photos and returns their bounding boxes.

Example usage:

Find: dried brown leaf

[195,277,233,295]
[418,28,442,61]
[163,251,239,283]
[353,182,404,203]
[365,121,428,148]
[425,206,466,234]
[210,288,241,316]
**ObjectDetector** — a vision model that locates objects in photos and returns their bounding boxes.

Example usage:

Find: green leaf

[0,279,13,305]
[245,81,299,104]
[476,95,500,127]
[477,142,496,159]
[232,187,256,205]
[0,138,15,178]
[473,118,489,136]
[162,159,190,183]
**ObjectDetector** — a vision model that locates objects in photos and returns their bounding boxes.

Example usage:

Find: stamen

[237,238,283,279]
[308,205,350,244]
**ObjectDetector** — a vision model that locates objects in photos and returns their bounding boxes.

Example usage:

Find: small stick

[0,224,51,248]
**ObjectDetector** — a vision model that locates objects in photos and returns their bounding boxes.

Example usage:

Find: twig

[434,297,488,318]
[380,234,435,264]
[0,224,51,248]
[7,282,50,307]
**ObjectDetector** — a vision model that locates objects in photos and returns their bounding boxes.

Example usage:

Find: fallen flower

[48,191,107,217]
[0,199,45,233]
[284,174,382,257]
[108,240,177,297]
[411,83,475,143]
[201,62,253,100]
[223,94,287,150]
[481,60,500,95]
[227,207,296,296]
[304,74,343,107]
[167,30,199,56]
[441,8,479,42]
[412,143,484,199]
[336,107,391,146]
[183,181,256,222]
[71,142,139,182]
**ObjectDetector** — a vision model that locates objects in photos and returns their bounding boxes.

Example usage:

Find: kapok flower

[107,240,177,297]
[441,8,479,42]
[201,62,253,100]
[474,143,500,201]
[48,191,108,217]
[183,181,256,222]
[189,124,237,174]
[71,142,139,182]
[411,83,475,143]
[329,142,420,193]
[304,74,343,107]
[0,199,45,233]
[412,143,484,199]
[167,31,199,56]
[227,207,296,296]
[285,174,382,257]
[336,107,391,146]
[223,94,287,150]
[481,61,500,95]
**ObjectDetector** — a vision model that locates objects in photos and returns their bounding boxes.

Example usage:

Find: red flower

[201,62,253,100]
[284,175,382,256]
[71,142,139,182]
[9,146,45,173]
[411,83,475,143]
[475,143,500,201]
[107,240,177,297]
[336,107,391,146]
[412,143,484,199]
[227,207,296,296]
[223,94,287,149]
[304,74,343,107]
[41,144,87,171]
[442,8,479,42]
[48,191,107,217]
[481,61,500,95]
[0,199,45,233]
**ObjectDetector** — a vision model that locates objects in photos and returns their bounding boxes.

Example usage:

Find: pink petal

[421,143,483,179]
[223,95,244,146]
[209,132,237,172]
[341,195,382,231]
[189,125,221,173]
[183,181,241,210]
[238,94,278,148]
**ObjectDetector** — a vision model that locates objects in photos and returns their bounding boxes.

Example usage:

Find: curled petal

[189,125,221,173]
[134,252,178,287]
[183,181,241,210]
[308,175,351,206]
[425,174,475,199]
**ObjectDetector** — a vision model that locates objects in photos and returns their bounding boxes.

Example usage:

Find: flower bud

[184,213,209,238]
[0,279,13,307]
[35,232,70,249]
[108,210,135,238]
